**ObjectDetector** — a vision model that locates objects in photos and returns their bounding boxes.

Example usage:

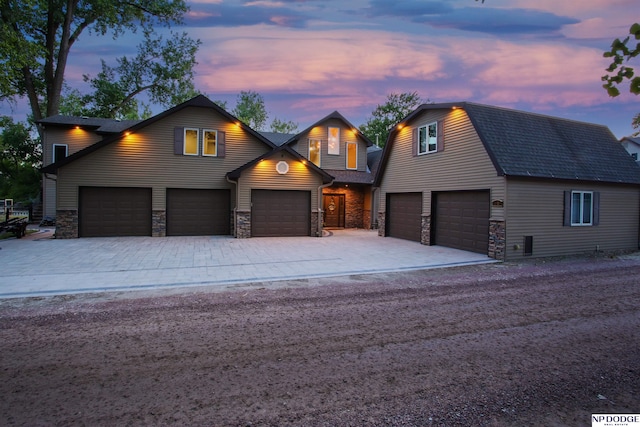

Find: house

[39,95,376,239]
[374,102,640,260]
[621,136,640,164]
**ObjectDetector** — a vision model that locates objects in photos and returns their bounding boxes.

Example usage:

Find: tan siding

[505,179,640,259]
[296,118,368,171]
[43,127,102,165]
[57,107,270,211]
[379,108,505,218]
[237,152,322,211]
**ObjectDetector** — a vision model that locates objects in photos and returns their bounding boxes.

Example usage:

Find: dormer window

[328,127,340,155]
[309,139,321,166]
[346,142,357,170]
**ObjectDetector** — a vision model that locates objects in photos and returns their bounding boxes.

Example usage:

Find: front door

[323,194,345,228]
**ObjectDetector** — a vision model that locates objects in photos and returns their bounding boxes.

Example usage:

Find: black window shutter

[218,131,226,157]
[563,190,571,226]
[412,128,418,157]
[174,127,184,155]
[437,120,444,152]
[593,191,600,225]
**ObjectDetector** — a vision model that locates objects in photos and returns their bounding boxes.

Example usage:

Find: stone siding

[311,211,320,237]
[152,210,166,237]
[489,219,506,260]
[421,215,431,245]
[377,211,385,237]
[323,186,367,228]
[236,211,251,238]
[56,210,78,239]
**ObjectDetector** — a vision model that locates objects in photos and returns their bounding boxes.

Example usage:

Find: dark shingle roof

[38,115,142,133]
[259,131,296,146]
[376,102,640,186]
[323,169,373,184]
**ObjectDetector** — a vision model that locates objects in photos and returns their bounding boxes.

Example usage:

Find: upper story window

[328,127,340,155]
[53,144,68,163]
[418,122,437,154]
[203,129,217,156]
[309,139,321,167]
[346,142,357,170]
[571,191,593,226]
[184,128,199,155]
[174,126,225,158]
[632,153,638,161]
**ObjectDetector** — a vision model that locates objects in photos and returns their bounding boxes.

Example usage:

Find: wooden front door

[323,194,345,228]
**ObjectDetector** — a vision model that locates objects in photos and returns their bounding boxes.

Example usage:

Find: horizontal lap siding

[505,179,640,259]
[56,108,269,211]
[379,109,505,219]
[237,152,322,211]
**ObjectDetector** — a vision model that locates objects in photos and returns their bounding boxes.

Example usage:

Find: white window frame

[53,144,68,163]
[571,191,593,226]
[203,129,218,157]
[308,139,321,167]
[183,127,199,156]
[418,122,438,155]
[328,127,340,155]
[346,141,357,170]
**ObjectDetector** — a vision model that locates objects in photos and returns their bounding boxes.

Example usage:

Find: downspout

[370,186,379,229]
[226,176,239,238]
[317,180,334,237]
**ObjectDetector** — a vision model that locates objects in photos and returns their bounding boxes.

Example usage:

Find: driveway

[0,228,494,298]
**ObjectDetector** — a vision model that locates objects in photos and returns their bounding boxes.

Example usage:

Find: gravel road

[1,255,639,426]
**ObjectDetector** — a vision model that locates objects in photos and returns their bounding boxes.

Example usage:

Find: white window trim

[346,141,357,170]
[184,127,199,156]
[53,143,68,163]
[418,122,438,155]
[202,129,218,157]
[308,139,321,167]
[571,191,593,226]
[328,127,340,155]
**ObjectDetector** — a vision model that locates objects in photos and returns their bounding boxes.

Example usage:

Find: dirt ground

[1,255,639,426]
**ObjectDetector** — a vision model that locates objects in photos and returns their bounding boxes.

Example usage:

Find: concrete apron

[0,229,496,299]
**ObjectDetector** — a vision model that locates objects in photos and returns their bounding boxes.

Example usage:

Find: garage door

[386,192,422,242]
[252,190,310,237]
[434,191,489,254]
[166,189,230,236]
[79,187,151,237]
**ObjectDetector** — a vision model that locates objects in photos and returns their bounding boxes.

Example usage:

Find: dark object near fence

[0,217,28,238]
[39,216,56,227]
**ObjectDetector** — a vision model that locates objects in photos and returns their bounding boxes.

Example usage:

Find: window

[346,142,357,170]
[184,128,199,155]
[571,191,593,225]
[328,127,340,155]
[633,153,638,161]
[418,122,437,154]
[309,139,321,166]
[203,129,217,156]
[53,144,68,163]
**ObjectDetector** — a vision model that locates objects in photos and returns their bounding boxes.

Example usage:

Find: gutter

[226,175,239,238]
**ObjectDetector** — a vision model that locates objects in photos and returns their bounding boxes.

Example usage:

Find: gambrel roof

[375,102,640,186]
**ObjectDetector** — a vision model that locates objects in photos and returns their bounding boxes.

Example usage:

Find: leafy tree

[0,117,41,205]
[360,92,427,147]
[0,0,195,125]
[232,91,268,131]
[270,117,298,133]
[602,23,640,97]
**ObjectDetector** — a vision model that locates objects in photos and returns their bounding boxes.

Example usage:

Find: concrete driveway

[0,228,495,299]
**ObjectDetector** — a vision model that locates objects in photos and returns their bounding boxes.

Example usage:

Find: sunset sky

[9,0,640,138]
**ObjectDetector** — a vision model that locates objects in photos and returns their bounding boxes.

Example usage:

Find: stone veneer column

[152,210,166,237]
[488,220,506,260]
[311,211,320,237]
[236,211,251,238]
[377,212,385,237]
[421,215,431,245]
[55,210,78,239]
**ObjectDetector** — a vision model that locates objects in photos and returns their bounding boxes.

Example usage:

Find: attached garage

[434,190,490,254]
[252,190,311,237]
[166,189,230,236]
[79,187,152,237]
[386,192,422,242]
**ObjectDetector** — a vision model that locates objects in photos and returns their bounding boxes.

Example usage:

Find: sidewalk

[0,228,495,298]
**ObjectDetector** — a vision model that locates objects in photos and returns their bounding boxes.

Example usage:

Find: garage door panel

[79,187,151,237]
[435,191,489,254]
[387,193,422,242]
[252,190,310,237]
[166,189,230,236]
